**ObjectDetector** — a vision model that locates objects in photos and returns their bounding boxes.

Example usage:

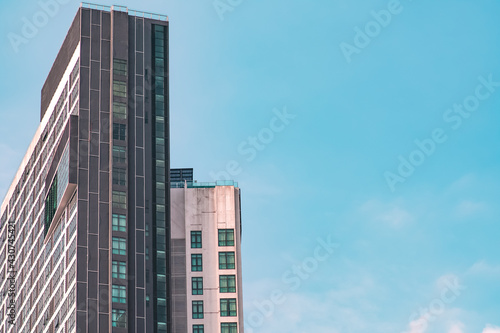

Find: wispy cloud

[483,325,500,333]
[448,322,464,333]
[403,316,428,333]
[361,199,414,227]
[467,260,500,277]
[454,200,487,217]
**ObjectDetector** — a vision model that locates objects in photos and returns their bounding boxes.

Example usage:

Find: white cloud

[361,199,414,227]
[455,200,486,217]
[467,260,500,277]
[483,325,500,333]
[448,322,464,333]
[447,174,477,192]
[403,316,428,333]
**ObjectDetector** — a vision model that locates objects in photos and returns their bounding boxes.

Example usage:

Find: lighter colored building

[170,181,244,333]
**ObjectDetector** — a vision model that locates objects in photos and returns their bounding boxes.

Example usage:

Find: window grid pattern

[113,123,126,141]
[112,191,127,209]
[112,309,127,328]
[219,252,235,269]
[112,285,127,303]
[192,301,204,319]
[112,237,127,255]
[220,299,237,317]
[153,24,168,332]
[191,230,202,248]
[113,145,126,163]
[112,213,127,232]
[218,229,235,246]
[221,323,237,333]
[112,261,127,279]
[192,254,202,272]
[220,275,236,293]
[193,324,204,333]
[192,277,203,295]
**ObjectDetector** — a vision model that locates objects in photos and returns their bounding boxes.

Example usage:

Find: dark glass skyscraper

[0,4,171,332]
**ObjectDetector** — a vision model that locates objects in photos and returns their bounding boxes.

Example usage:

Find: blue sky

[1,0,500,332]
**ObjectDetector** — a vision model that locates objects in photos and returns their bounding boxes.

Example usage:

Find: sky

[0,0,499,332]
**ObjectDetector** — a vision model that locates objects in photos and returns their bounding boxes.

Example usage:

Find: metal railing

[80,3,168,21]
[81,2,111,11]
[171,180,239,189]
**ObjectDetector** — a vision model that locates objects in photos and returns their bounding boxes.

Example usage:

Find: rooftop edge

[81,2,168,21]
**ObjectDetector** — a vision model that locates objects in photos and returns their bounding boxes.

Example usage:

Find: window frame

[218,252,235,270]
[112,308,127,328]
[191,254,203,272]
[112,214,127,232]
[113,81,127,98]
[192,300,204,319]
[191,230,202,248]
[219,275,236,293]
[112,145,126,163]
[113,123,127,141]
[221,323,237,333]
[112,237,127,255]
[220,298,237,317]
[112,260,127,279]
[218,229,235,246]
[112,285,127,303]
[112,168,126,186]
[192,277,203,295]
[112,191,127,209]
[193,324,204,333]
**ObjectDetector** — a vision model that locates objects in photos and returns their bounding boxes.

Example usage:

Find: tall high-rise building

[0,4,245,333]
[0,4,172,332]
[169,174,243,333]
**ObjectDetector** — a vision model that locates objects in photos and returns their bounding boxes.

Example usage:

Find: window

[219,252,235,269]
[191,254,202,272]
[112,214,126,232]
[44,176,58,235]
[113,123,126,141]
[112,285,126,303]
[113,81,127,98]
[192,277,203,295]
[192,301,204,319]
[220,299,237,317]
[112,191,127,209]
[113,59,127,76]
[220,275,236,293]
[112,237,126,255]
[113,146,126,163]
[218,229,235,246]
[113,102,127,119]
[112,309,126,328]
[112,146,126,163]
[221,323,237,333]
[191,231,202,248]
[113,168,126,186]
[193,324,204,333]
[112,261,126,279]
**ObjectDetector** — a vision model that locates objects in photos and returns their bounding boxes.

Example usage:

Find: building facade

[0,4,245,333]
[170,180,244,333]
[0,4,170,333]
